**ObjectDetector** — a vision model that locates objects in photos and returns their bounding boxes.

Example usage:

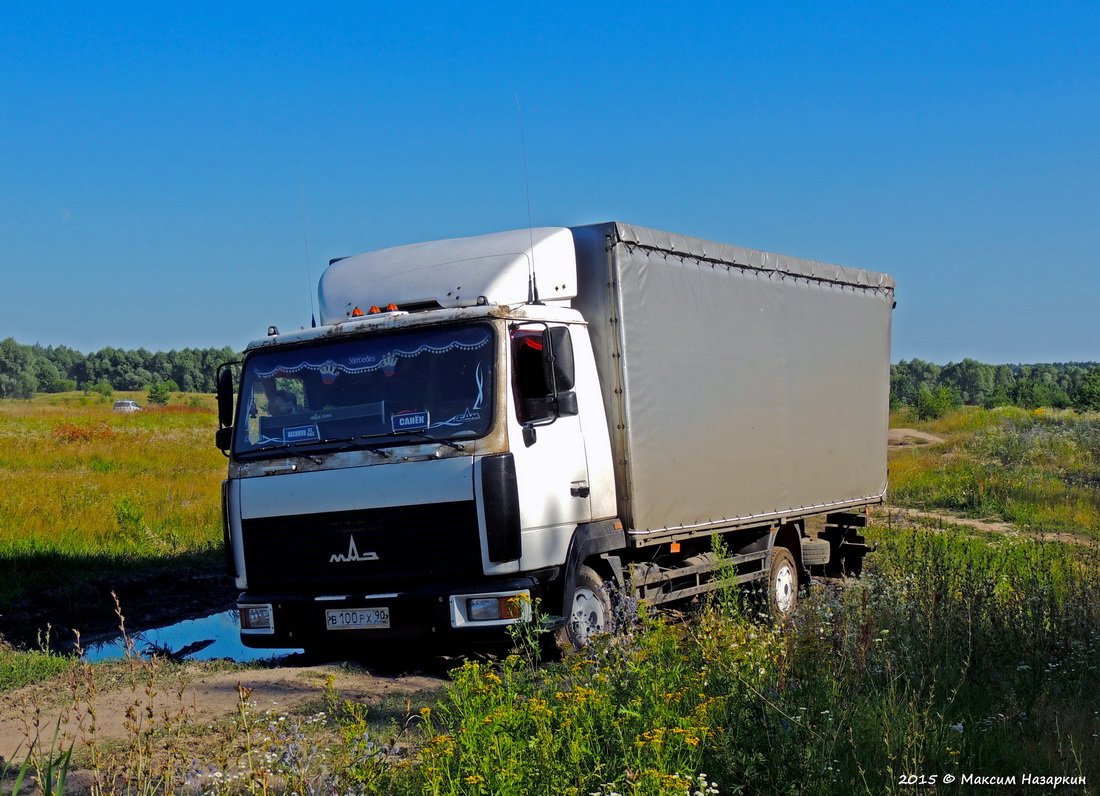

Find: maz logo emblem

[330,535,380,563]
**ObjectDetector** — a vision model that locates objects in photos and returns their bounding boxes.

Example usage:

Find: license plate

[325,607,390,630]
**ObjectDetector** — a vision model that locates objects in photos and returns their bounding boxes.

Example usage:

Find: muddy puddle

[81,609,303,663]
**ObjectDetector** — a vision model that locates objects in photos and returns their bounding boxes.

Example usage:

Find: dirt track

[0,660,446,766]
[888,427,946,446]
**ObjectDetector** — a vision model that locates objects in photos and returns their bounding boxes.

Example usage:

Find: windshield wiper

[348,437,393,457]
[288,436,396,459]
[389,431,466,451]
[249,443,323,465]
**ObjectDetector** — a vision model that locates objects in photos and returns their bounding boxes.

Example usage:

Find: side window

[511,329,551,423]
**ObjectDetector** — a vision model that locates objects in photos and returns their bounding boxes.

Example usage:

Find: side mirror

[543,326,575,391]
[216,363,237,432]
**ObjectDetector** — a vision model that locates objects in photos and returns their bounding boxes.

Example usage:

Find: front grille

[241,501,482,592]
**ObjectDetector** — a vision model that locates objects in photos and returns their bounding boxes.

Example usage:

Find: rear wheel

[768,547,799,615]
[554,565,612,651]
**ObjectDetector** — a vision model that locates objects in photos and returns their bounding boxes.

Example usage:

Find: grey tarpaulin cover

[570,222,895,536]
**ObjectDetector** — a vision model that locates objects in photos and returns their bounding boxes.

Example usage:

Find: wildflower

[951,722,964,734]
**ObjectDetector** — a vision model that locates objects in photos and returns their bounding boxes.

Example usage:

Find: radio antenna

[297,160,318,327]
[515,94,540,304]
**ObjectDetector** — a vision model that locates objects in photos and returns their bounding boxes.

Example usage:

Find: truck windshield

[234,324,494,455]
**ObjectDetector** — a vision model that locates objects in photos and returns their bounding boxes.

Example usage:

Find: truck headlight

[450,591,530,627]
[240,604,274,632]
[468,597,522,622]
[467,598,500,621]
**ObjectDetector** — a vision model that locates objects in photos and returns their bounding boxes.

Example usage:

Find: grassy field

[9,523,1092,795]
[889,406,1100,542]
[394,528,1099,796]
[0,393,226,640]
[1,402,1098,794]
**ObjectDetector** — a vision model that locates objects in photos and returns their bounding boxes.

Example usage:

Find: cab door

[501,323,592,573]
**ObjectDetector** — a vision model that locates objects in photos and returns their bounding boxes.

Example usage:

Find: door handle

[570,481,590,498]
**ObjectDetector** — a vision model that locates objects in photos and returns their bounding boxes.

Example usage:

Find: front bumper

[238,576,543,650]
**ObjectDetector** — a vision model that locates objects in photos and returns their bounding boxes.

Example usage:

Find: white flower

[951,723,964,734]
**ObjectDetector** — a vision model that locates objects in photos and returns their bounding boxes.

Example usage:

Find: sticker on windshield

[284,424,321,443]
[392,411,430,433]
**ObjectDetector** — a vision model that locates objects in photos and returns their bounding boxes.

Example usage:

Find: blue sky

[1,1,1097,364]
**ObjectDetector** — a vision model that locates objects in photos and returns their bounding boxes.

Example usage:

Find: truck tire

[554,565,612,651]
[769,547,798,615]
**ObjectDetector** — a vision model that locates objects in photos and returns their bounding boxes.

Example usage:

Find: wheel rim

[773,563,796,613]
[568,587,606,646]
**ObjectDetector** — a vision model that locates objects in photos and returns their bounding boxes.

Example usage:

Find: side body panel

[571,222,894,535]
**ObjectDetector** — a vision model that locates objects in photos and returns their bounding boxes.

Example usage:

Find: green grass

[0,395,225,636]
[9,531,1097,795]
[889,406,1100,540]
[0,642,72,691]
[381,528,1098,796]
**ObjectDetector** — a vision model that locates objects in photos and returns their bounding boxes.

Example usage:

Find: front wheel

[768,547,799,615]
[554,565,612,651]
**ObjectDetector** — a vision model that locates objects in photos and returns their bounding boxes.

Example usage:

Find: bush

[914,385,961,420]
[45,378,78,393]
[85,380,113,398]
[147,382,172,405]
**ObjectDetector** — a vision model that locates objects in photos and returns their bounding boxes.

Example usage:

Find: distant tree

[1073,368,1100,413]
[42,344,85,378]
[939,358,995,406]
[891,359,942,407]
[32,357,62,393]
[983,387,1013,409]
[0,339,239,396]
[170,349,203,393]
[150,351,172,383]
[120,367,154,391]
[0,338,37,398]
[1013,377,1070,409]
[992,364,1016,393]
[0,372,36,399]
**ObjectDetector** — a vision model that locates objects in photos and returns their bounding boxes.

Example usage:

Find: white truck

[216,222,894,652]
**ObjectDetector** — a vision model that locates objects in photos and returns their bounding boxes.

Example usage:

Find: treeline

[892,358,1100,419]
[0,338,237,398]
